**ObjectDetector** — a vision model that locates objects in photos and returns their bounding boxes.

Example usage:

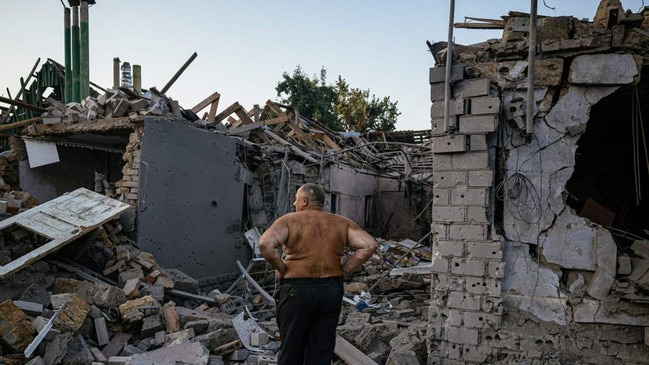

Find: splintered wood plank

[0,188,130,278]
[191,91,221,113]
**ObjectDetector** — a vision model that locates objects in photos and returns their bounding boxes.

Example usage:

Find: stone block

[52,293,91,333]
[469,135,488,151]
[631,240,649,258]
[570,54,639,85]
[454,78,492,98]
[118,269,144,288]
[451,258,486,277]
[451,188,486,206]
[451,151,489,170]
[432,206,465,223]
[167,268,200,294]
[0,299,34,352]
[432,135,468,154]
[447,291,481,310]
[470,96,500,115]
[163,302,180,333]
[445,326,479,345]
[102,332,132,359]
[142,284,165,302]
[465,277,501,296]
[250,331,270,346]
[429,64,465,84]
[469,170,494,187]
[183,320,209,335]
[449,224,487,240]
[617,254,632,275]
[118,296,159,326]
[436,240,465,257]
[431,117,451,136]
[13,300,43,316]
[459,115,498,134]
[432,171,467,188]
[467,242,503,259]
[430,99,467,118]
[430,83,446,101]
[467,206,488,223]
[94,317,110,346]
[122,278,141,299]
[141,315,164,338]
[433,188,450,205]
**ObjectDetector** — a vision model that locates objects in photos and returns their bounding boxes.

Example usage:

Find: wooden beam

[0,116,42,132]
[1,58,40,124]
[210,102,242,125]
[160,52,198,94]
[260,115,289,126]
[191,91,221,113]
[454,22,505,29]
[0,96,47,113]
[226,122,261,135]
[234,105,255,125]
[208,99,219,122]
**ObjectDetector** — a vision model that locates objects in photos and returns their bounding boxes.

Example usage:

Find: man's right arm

[259,218,289,278]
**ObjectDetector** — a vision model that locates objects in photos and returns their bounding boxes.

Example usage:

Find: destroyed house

[426,0,649,363]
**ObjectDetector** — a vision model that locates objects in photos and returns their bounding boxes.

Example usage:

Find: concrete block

[463,311,500,329]
[432,223,448,240]
[118,269,144,288]
[469,170,494,187]
[167,268,200,294]
[25,356,46,365]
[469,135,488,151]
[141,315,164,337]
[258,355,278,365]
[250,331,270,346]
[102,333,132,359]
[451,258,486,277]
[465,277,501,296]
[94,317,110,346]
[449,224,487,240]
[451,188,486,206]
[631,240,649,258]
[461,344,492,363]
[432,153,452,170]
[629,258,649,282]
[154,330,166,346]
[431,99,467,118]
[13,300,43,316]
[432,135,468,154]
[31,316,60,340]
[183,320,209,335]
[429,64,465,84]
[436,240,464,257]
[488,261,505,279]
[164,328,195,346]
[122,278,141,299]
[467,206,489,223]
[90,347,107,363]
[459,115,498,134]
[431,256,450,274]
[431,117,450,136]
[445,326,479,345]
[432,171,467,188]
[617,254,632,275]
[120,344,145,356]
[430,83,446,101]
[467,242,503,259]
[142,284,164,302]
[451,151,489,170]
[107,356,132,365]
[432,206,465,222]
[454,78,491,98]
[433,188,450,205]
[470,96,500,115]
[447,291,481,310]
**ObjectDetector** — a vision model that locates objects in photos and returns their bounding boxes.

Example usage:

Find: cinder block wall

[427,67,504,364]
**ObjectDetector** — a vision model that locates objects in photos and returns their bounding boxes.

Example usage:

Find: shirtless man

[259,183,378,365]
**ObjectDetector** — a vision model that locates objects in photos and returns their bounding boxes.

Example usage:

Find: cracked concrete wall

[428,48,649,362]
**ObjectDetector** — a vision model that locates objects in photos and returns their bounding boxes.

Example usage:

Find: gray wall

[137,118,250,280]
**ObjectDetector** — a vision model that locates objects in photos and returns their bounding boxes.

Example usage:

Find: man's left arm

[342,224,379,278]
[259,219,289,278]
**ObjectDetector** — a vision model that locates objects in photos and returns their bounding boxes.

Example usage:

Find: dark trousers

[276,277,344,365]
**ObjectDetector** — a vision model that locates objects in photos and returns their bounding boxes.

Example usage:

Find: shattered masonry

[429,0,649,363]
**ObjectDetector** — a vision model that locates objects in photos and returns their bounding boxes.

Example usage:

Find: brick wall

[427,66,503,364]
[115,125,143,208]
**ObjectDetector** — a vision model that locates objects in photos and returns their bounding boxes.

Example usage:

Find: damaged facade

[429,0,649,363]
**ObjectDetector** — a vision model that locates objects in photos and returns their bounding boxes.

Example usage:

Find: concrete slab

[570,54,639,85]
[539,210,596,271]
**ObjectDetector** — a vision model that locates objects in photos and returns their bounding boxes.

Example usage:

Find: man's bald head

[299,183,325,207]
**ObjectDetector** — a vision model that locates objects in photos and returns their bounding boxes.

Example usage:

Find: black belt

[280,276,343,284]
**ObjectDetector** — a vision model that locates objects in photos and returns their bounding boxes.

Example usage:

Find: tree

[275,66,399,132]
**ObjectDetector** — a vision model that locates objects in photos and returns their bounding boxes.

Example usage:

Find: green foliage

[275,66,399,132]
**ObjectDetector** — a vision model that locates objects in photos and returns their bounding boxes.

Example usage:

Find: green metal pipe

[80,1,89,100]
[64,7,72,104]
[71,5,80,102]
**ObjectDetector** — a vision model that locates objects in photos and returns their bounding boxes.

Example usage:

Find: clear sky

[0,1,644,131]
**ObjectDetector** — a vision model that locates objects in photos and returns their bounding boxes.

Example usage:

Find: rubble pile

[0,205,434,365]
